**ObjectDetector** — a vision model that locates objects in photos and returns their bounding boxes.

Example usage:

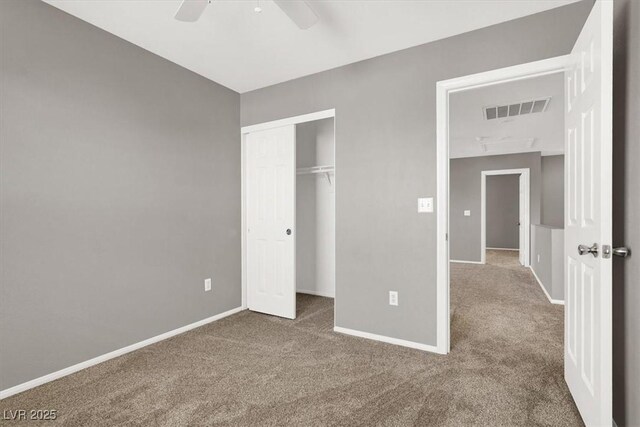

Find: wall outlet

[389,291,398,306]
[464,210,471,216]
[204,278,212,292]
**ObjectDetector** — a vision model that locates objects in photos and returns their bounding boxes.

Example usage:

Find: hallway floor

[1,262,581,426]
[485,248,521,267]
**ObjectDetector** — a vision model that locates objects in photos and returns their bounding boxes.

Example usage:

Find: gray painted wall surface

[0,0,240,390]
[613,0,640,424]
[241,2,591,345]
[296,122,318,295]
[531,225,564,301]
[541,155,565,227]
[486,175,519,250]
[450,153,542,263]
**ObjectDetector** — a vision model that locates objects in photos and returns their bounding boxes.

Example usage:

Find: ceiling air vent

[484,97,551,120]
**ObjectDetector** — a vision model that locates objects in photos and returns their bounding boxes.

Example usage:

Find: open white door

[564,1,613,425]
[246,125,296,319]
[518,173,526,266]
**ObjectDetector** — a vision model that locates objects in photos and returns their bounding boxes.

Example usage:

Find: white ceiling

[44,0,580,93]
[449,72,564,159]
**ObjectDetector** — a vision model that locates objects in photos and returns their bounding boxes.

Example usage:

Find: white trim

[241,109,335,134]
[450,259,484,264]
[241,133,247,310]
[241,109,336,322]
[333,326,443,354]
[297,289,335,298]
[486,247,519,251]
[0,306,244,400]
[480,168,530,267]
[436,55,570,356]
[529,266,565,305]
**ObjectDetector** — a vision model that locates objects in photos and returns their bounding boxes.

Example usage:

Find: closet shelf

[296,165,334,175]
[296,165,334,185]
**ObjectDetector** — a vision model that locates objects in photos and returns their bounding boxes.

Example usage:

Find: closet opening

[241,110,336,320]
[296,118,335,299]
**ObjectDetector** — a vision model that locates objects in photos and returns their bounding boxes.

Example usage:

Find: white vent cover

[484,97,551,120]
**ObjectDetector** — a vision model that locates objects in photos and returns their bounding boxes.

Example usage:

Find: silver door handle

[602,245,631,258]
[612,247,631,258]
[578,243,598,257]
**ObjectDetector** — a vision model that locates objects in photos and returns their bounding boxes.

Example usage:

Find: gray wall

[541,155,565,227]
[486,175,519,250]
[0,0,241,390]
[613,0,640,425]
[296,122,317,295]
[241,2,591,345]
[450,153,542,263]
[531,224,564,301]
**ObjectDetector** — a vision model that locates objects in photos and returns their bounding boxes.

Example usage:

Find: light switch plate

[464,210,471,216]
[418,197,433,213]
[204,278,212,292]
[389,291,398,306]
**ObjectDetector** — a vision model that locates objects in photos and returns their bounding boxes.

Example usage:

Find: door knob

[286,229,292,235]
[578,243,598,257]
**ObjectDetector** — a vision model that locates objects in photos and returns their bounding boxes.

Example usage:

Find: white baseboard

[450,259,484,264]
[0,306,245,400]
[486,247,518,251]
[529,267,564,305]
[333,326,444,354]
[297,289,335,298]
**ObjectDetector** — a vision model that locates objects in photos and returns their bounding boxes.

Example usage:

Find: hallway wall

[541,155,565,227]
[450,153,542,263]
[486,175,520,250]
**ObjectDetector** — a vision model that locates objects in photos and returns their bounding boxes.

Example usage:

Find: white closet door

[246,125,296,319]
[564,0,613,425]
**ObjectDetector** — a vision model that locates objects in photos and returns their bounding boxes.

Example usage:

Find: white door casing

[564,1,613,425]
[480,168,530,266]
[518,173,526,266]
[245,125,296,319]
[437,56,569,355]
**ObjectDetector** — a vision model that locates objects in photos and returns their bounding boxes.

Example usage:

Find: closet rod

[296,165,334,185]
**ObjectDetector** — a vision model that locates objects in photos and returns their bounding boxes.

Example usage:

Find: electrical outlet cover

[389,291,398,306]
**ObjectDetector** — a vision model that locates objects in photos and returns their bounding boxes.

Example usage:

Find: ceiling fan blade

[175,0,209,22]
[273,0,318,30]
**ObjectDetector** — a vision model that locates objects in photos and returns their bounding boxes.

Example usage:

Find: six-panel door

[564,1,613,425]
[246,125,296,319]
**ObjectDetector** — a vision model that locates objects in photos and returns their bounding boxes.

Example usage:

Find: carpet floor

[485,249,521,268]
[1,255,582,426]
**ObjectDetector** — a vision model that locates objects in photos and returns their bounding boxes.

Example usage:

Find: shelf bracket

[324,172,332,185]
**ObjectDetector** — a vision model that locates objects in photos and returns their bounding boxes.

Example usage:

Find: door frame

[480,168,530,266]
[240,109,336,314]
[435,55,569,354]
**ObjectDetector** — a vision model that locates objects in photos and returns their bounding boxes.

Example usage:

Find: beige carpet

[1,261,582,426]
[486,249,521,268]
